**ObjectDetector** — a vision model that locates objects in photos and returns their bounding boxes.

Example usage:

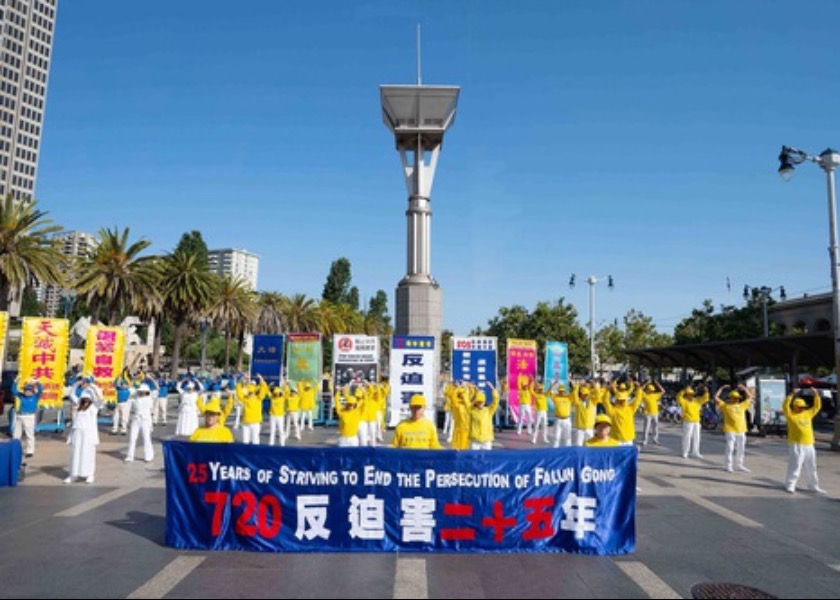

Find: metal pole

[762,293,769,338]
[822,161,840,449]
[588,277,596,379]
[200,321,208,373]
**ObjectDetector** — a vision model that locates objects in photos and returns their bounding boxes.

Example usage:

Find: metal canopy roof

[380,85,459,150]
[627,333,833,370]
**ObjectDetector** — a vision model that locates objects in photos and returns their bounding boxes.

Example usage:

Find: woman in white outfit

[64,384,104,484]
[175,378,203,437]
[125,383,155,463]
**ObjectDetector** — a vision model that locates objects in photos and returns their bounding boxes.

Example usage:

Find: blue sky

[36,1,840,335]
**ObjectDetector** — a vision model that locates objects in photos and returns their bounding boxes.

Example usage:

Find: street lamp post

[199,318,211,374]
[570,274,614,378]
[778,146,840,449]
[743,284,786,337]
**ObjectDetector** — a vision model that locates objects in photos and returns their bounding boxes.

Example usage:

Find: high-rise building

[41,229,97,316]
[208,248,260,290]
[0,0,58,200]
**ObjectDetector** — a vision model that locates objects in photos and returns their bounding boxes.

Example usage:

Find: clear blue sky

[36,0,840,335]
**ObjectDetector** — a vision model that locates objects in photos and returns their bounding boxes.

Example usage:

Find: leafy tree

[674,294,774,345]
[0,195,65,311]
[175,231,209,270]
[322,257,352,305]
[19,285,43,316]
[206,274,258,369]
[346,286,360,311]
[367,290,391,330]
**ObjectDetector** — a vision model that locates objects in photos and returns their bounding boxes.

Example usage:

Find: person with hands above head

[640,379,665,446]
[783,387,827,494]
[334,385,365,447]
[64,383,105,483]
[677,384,710,459]
[391,394,442,449]
[189,397,234,443]
[715,384,753,473]
[468,382,501,450]
[12,376,43,458]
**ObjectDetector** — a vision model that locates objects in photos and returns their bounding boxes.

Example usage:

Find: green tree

[321,257,352,304]
[595,322,624,369]
[74,227,158,325]
[280,293,321,332]
[19,284,43,316]
[674,295,772,345]
[366,289,391,330]
[0,195,65,311]
[623,309,673,373]
[207,274,258,369]
[346,286,360,311]
[175,231,209,270]
[256,291,286,333]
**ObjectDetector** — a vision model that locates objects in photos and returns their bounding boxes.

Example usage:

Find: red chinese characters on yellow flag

[19,317,69,409]
[83,326,126,404]
[0,311,9,365]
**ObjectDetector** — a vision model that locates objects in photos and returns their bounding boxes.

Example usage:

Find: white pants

[359,420,378,447]
[127,416,154,462]
[242,423,261,445]
[286,411,301,439]
[112,402,130,433]
[643,414,659,445]
[786,443,820,491]
[554,418,572,447]
[152,394,168,424]
[471,441,492,450]
[339,435,360,447]
[532,410,549,443]
[14,413,35,455]
[517,405,534,435]
[682,421,702,457]
[301,409,314,431]
[724,432,747,470]
[268,415,286,446]
[573,428,593,447]
[443,412,453,440]
[233,403,242,428]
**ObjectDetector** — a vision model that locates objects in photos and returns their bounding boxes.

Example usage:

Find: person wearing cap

[549,382,574,447]
[571,381,600,446]
[64,384,105,484]
[298,379,318,432]
[468,382,501,450]
[267,383,288,446]
[285,382,302,440]
[783,387,826,494]
[152,373,171,426]
[715,384,753,473]
[641,379,665,446]
[175,376,204,437]
[530,380,551,445]
[602,379,643,446]
[112,368,134,435]
[236,374,269,445]
[125,382,155,463]
[334,386,365,447]
[516,374,534,437]
[585,414,619,447]
[359,382,381,447]
[677,384,710,459]
[11,377,43,457]
[189,397,235,443]
[392,394,442,449]
[449,383,472,450]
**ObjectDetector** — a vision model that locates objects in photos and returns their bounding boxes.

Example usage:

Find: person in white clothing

[64,385,104,484]
[175,378,203,437]
[125,383,155,463]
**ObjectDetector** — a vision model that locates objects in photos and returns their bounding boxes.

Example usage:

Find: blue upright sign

[164,441,636,555]
[451,336,498,401]
[544,341,569,392]
[250,334,284,387]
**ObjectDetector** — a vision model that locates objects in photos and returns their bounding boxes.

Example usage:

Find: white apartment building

[208,248,259,290]
[42,229,97,316]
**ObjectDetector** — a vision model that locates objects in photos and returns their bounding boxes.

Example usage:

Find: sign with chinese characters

[451,336,497,402]
[389,335,436,426]
[333,335,380,392]
[543,341,569,393]
[83,326,126,403]
[506,338,537,423]
[251,335,285,387]
[19,317,70,408]
[164,442,636,554]
[0,311,8,369]
[286,333,321,387]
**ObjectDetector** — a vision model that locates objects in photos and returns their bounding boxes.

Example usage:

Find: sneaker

[144,458,153,463]
[693,454,704,459]
[85,476,94,484]
[124,457,134,463]
[63,476,72,484]
[531,438,537,445]
[682,454,689,459]
[642,441,648,446]
[725,466,733,473]
[785,486,796,494]
[812,487,828,495]
[737,466,751,473]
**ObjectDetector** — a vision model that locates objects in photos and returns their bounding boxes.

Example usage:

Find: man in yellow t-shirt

[677,385,710,459]
[640,380,664,446]
[392,395,442,449]
[585,414,619,447]
[550,382,574,448]
[783,388,826,494]
[189,398,234,443]
[715,384,753,472]
[334,386,365,447]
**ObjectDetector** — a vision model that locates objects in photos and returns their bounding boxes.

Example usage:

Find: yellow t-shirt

[533,391,549,412]
[551,392,573,419]
[189,424,234,443]
[391,418,442,449]
[585,436,619,447]
[642,391,662,415]
[784,395,820,445]
[678,390,709,423]
[335,401,363,438]
[717,399,750,434]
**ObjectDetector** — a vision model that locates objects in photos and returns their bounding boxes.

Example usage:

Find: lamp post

[743,284,786,337]
[778,146,840,449]
[570,274,614,378]
[199,317,211,374]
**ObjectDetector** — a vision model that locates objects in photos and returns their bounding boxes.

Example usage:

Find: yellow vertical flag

[0,311,8,367]
[19,317,70,409]
[83,326,126,404]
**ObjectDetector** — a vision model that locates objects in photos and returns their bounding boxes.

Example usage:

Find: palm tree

[207,274,258,369]
[158,249,216,379]
[133,258,165,370]
[279,293,320,332]
[256,291,285,334]
[0,195,65,311]
[74,227,159,325]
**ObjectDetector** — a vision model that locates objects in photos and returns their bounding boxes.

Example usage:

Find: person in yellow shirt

[391,394,442,449]
[189,398,235,443]
[715,384,753,472]
[550,382,574,447]
[677,385,710,459]
[449,384,471,450]
[334,386,364,447]
[359,383,381,448]
[783,388,826,494]
[285,383,302,440]
[442,381,456,443]
[468,383,501,450]
[516,374,534,436]
[603,379,643,445]
[571,382,599,446]
[530,381,551,445]
[640,380,664,446]
[267,385,288,446]
[235,375,268,445]
[585,414,619,447]
[298,380,318,432]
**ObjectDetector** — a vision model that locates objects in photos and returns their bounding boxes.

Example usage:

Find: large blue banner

[544,341,569,392]
[451,336,498,402]
[164,441,636,554]
[250,334,284,387]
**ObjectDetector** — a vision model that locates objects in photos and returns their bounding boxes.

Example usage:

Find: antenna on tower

[416,23,422,85]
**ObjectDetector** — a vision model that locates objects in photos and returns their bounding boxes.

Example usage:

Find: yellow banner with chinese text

[83,326,126,404]
[19,317,69,409]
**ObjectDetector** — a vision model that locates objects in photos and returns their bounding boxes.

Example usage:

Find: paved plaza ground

[1,404,839,599]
